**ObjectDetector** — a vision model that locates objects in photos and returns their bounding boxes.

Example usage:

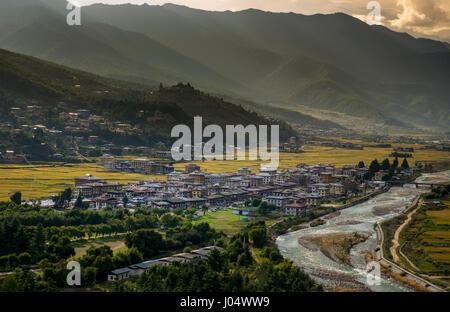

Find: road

[390,198,421,263]
[375,220,444,292]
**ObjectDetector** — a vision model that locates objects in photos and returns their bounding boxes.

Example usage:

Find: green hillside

[0,48,296,146]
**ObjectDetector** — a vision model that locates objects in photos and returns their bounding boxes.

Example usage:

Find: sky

[72,0,450,42]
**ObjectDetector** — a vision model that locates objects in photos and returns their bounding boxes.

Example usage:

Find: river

[276,170,450,292]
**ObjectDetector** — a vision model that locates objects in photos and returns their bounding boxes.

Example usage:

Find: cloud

[388,0,450,40]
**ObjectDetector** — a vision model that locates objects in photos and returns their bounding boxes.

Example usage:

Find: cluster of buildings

[108,246,223,282]
[72,161,385,217]
[100,155,174,175]
[1,102,173,161]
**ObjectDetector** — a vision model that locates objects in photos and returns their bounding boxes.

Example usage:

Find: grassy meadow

[193,209,282,236]
[73,236,127,258]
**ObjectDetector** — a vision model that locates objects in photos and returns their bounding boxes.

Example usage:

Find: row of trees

[359,157,409,181]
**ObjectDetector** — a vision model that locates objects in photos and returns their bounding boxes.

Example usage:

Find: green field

[73,236,127,258]
[193,209,281,236]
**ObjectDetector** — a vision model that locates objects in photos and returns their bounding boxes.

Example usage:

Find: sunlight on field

[0,163,165,201]
[427,209,450,225]
[193,209,247,235]
[74,238,127,258]
[193,209,280,236]
[421,231,450,244]
[174,145,450,173]
[0,144,448,201]
[423,247,450,264]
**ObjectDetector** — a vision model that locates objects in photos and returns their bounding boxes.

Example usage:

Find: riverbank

[298,232,369,266]
[270,186,390,239]
[379,184,450,291]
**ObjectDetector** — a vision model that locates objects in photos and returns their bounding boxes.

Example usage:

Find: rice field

[427,209,450,225]
[0,162,165,201]
[0,144,448,201]
[423,247,450,264]
[174,145,450,173]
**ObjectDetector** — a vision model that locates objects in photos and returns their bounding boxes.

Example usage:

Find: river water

[276,170,450,292]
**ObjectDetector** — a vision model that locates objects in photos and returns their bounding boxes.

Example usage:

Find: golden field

[0,144,448,201]
[0,163,165,201]
[173,145,450,173]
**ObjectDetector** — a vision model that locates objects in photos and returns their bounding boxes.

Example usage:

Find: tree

[18,252,32,265]
[381,158,390,170]
[10,192,21,205]
[401,158,409,169]
[369,159,380,174]
[160,213,183,228]
[0,275,19,291]
[8,254,19,269]
[258,201,273,215]
[74,195,85,209]
[248,227,267,248]
[252,198,262,207]
[357,161,365,168]
[83,267,97,286]
[392,157,399,169]
[93,255,113,279]
[61,188,72,202]
[0,256,9,270]
[201,204,209,216]
[125,229,164,258]
[47,236,75,261]
[54,188,72,209]
[173,207,184,216]
[122,195,129,206]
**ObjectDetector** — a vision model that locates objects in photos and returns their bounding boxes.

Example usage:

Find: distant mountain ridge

[0,0,448,131]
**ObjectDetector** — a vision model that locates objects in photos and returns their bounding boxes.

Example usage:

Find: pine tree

[31,224,46,261]
[13,226,29,255]
[0,223,6,256]
[381,158,390,170]
[357,161,365,168]
[392,157,399,169]
[401,158,409,169]
[10,192,21,205]
[369,159,380,174]
[74,195,84,209]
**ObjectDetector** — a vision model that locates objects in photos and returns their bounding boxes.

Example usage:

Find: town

[32,157,413,219]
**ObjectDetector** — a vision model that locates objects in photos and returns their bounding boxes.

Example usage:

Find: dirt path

[390,198,422,263]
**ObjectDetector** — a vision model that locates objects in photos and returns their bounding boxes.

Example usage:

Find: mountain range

[0,0,448,132]
[0,47,302,148]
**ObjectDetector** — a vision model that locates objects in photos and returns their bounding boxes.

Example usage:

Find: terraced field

[401,195,450,285]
